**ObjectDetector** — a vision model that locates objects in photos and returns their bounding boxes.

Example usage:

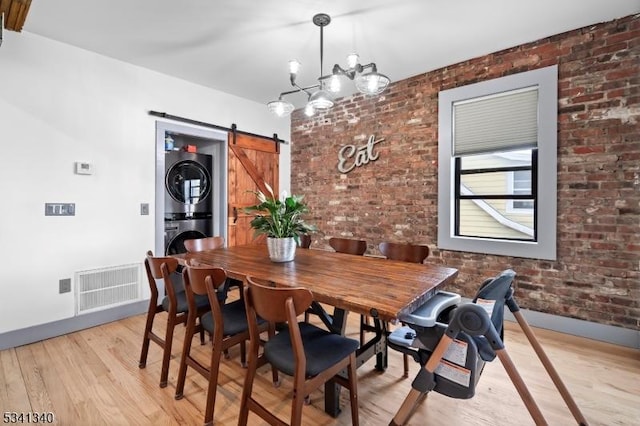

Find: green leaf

[243,184,317,239]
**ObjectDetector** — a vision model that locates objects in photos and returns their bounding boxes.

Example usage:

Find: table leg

[324,380,342,417]
[323,307,348,417]
[375,318,389,371]
[323,313,389,417]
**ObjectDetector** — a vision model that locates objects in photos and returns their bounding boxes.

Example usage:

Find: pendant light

[268,13,390,117]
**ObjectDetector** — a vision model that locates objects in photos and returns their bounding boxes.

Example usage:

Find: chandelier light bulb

[355,71,390,96]
[304,103,315,117]
[347,53,359,69]
[288,59,301,75]
[368,74,380,92]
[328,74,341,93]
[267,99,294,117]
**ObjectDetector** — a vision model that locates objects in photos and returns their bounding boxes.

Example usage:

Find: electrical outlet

[140,203,149,215]
[59,278,71,294]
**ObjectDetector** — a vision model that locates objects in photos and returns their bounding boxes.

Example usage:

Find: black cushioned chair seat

[265,322,359,377]
[200,299,255,337]
[162,291,210,313]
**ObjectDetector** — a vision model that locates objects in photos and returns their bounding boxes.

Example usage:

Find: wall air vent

[75,263,142,314]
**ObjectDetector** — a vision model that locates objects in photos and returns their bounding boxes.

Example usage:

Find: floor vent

[75,263,142,314]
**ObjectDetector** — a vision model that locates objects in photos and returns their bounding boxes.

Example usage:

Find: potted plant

[244,183,317,262]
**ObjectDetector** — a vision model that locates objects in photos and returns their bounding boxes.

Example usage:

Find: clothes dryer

[165,151,213,219]
[164,218,212,255]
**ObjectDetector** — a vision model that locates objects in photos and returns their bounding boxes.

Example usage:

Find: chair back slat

[183,265,227,297]
[145,251,179,279]
[329,237,367,255]
[184,236,225,252]
[245,277,313,323]
[379,242,429,264]
[298,234,312,249]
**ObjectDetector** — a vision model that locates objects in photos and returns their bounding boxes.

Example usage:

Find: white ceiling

[23,0,640,108]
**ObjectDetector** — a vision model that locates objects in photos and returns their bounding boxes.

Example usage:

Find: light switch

[75,162,94,175]
[45,203,76,216]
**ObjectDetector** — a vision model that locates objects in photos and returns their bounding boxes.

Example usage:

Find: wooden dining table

[176,243,458,417]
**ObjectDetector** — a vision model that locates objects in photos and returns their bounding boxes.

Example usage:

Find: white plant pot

[267,237,297,262]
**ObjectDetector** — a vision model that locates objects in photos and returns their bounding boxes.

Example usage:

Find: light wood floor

[1,305,638,425]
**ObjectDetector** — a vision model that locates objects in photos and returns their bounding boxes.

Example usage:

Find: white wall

[0,31,291,333]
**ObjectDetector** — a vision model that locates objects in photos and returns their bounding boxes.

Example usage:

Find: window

[438,66,557,260]
[509,169,534,212]
[457,149,535,240]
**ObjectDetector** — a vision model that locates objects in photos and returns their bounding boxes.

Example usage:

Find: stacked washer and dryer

[164,151,214,255]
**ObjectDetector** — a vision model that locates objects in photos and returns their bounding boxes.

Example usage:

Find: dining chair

[299,235,367,325]
[328,237,369,344]
[379,242,430,264]
[183,235,225,252]
[184,235,244,304]
[239,277,360,426]
[298,234,312,249]
[184,237,226,347]
[328,237,367,256]
[175,264,268,426]
[379,241,430,378]
[138,251,210,388]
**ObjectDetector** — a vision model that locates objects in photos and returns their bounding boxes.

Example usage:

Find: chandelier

[267,13,391,118]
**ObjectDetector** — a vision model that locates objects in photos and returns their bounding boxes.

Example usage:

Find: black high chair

[387,269,588,426]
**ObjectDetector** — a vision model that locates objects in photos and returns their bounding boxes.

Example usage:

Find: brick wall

[290,15,639,330]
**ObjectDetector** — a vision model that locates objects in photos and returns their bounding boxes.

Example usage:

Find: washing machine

[164,218,212,255]
[165,151,213,219]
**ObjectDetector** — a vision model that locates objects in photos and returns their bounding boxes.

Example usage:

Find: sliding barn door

[227,132,279,247]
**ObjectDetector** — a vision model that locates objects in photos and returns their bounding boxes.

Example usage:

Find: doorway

[155,121,228,255]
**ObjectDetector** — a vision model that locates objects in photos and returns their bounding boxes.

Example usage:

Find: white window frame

[437,65,557,260]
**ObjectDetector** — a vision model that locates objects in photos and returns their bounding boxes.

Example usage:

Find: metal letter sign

[337,135,384,173]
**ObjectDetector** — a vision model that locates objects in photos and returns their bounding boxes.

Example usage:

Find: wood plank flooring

[1,305,638,425]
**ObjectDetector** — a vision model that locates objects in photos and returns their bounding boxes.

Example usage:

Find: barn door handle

[233,207,238,224]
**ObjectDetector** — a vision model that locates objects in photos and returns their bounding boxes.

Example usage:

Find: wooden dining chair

[183,235,225,252]
[303,236,365,325]
[298,234,312,249]
[239,277,360,426]
[328,237,367,256]
[138,251,210,388]
[379,242,430,265]
[379,242,430,378]
[184,235,243,301]
[328,237,369,344]
[174,264,267,426]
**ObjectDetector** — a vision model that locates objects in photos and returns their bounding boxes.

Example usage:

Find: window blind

[453,87,538,156]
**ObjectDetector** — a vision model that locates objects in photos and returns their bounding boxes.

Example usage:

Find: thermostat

[75,162,94,175]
